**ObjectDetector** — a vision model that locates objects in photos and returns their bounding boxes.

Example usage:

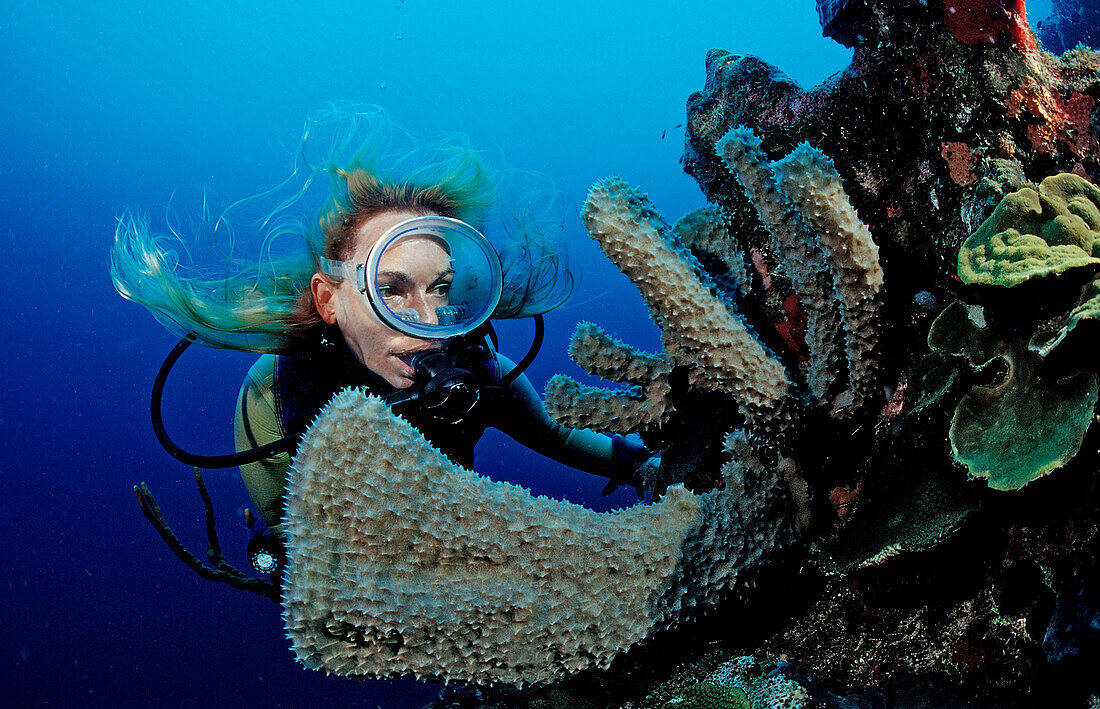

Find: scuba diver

[110,111,658,583]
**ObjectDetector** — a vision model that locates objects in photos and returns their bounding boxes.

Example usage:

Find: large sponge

[282,389,791,686]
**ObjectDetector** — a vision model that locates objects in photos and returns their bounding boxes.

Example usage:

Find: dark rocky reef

[687,0,1098,320]
[664,0,1100,706]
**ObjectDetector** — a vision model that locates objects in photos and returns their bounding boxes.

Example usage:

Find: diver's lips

[394,348,437,377]
[395,354,416,378]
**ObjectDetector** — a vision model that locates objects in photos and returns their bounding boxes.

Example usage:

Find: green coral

[668,682,750,709]
[948,339,1097,491]
[816,302,994,573]
[927,301,1098,491]
[1031,272,1100,356]
[820,453,980,573]
[939,176,1100,491]
[958,173,1100,286]
[661,657,810,709]
[824,173,1100,571]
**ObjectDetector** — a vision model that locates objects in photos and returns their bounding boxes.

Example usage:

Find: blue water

[1,2,852,706]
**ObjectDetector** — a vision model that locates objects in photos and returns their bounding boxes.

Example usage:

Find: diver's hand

[600,455,660,498]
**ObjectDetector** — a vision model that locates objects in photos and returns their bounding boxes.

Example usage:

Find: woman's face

[324,210,453,389]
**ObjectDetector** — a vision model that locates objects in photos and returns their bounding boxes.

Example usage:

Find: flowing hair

[110,105,574,354]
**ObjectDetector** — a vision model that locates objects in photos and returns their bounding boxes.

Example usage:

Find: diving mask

[320,215,503,340]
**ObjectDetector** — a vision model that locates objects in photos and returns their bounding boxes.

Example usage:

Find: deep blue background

[0,2,876,706]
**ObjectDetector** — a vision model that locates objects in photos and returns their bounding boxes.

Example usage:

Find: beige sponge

[581,178,790,409]
[772,143,884,413]
[717,127,844,407]
[282,389,791,686]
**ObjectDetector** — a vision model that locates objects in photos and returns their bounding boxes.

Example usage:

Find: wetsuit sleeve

[234,354,292,535]
[486,354,644,478]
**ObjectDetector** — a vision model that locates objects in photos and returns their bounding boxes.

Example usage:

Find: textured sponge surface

[283,388,708,686]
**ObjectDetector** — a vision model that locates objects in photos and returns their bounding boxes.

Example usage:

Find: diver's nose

[408,291,438,325]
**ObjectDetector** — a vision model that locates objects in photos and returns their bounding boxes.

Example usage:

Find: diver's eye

[432,283,451,297]
[377,285,401,300]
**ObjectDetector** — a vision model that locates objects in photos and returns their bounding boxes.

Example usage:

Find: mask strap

[151,337,299,468]
[318,257,345,281]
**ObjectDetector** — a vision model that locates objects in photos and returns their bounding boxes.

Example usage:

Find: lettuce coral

[949,339,1097,490]
[958,173,1100,287]
[927,301,1099,491]
[936,174,1100,490]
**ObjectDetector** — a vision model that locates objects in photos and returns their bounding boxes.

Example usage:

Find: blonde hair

[110,107,573,353]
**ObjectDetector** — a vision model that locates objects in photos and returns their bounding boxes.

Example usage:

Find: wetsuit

[235,335,647,535]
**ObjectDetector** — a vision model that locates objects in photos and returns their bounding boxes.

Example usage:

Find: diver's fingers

[244,508,256,527]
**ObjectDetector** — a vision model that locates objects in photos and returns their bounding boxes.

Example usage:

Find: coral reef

[282,390,793,687]
[686,1,1100,292]
[815,409,982,573]
[524,0,1100,705]
[628,0,1100,704]
[279,0,1100,705]
[928,302,1098,491]
[660,656,811,709]
[756,555,1044,692]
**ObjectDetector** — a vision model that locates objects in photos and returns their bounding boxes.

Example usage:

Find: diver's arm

[488,354,652,481]
[233,355,292,535]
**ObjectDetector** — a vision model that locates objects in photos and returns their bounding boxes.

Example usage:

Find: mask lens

[365,217,502,339]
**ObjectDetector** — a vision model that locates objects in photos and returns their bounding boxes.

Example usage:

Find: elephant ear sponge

[958,173,1100,286]
[282,388,793,687]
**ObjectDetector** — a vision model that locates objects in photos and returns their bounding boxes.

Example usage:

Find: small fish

[660,124,684,139]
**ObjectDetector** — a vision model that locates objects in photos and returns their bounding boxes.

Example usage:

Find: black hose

[150,337,297,468]
[497,314,544,389]
[151,315,544,467]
